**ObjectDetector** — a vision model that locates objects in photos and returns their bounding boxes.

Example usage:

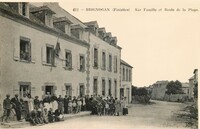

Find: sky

[28,0,199,86]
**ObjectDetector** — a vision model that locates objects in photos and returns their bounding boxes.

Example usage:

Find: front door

[120,88,124,100]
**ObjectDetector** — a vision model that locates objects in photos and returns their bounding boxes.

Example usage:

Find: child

[48,108,55,123]
[72,100,77,114]
[77,98,82,113]
[42,108,48,124]
[68,100,72,114]
[105,100,109,115]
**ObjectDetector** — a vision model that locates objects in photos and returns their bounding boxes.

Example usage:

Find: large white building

[0,2,133,114]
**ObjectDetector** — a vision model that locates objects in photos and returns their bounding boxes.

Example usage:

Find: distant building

[181,82,189,95]
[151,81,169,100]
[120,59,133,103]
[188,76,194,99]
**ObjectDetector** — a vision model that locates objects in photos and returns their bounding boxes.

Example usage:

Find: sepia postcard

[0,0,199,129]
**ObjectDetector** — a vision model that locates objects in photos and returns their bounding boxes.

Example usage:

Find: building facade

[151,81,169,100]
[0,2,132,114]
[120,60,133,103]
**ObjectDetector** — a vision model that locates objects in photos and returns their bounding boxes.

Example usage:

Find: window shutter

[77,86,79,97]
[62,51,66,67]
[62,86,66,96]
[42,86,45,91]
[13,37,20,61]
[70,53,72,68]
[83,56,85,70]
[13,85,19,95]
[41,46,46,64]
[92,48,94,67]
[100,50,102,69]
[77,55,80,70]
[18,3,22,14]
[30,43,36,62]
[52,49,57,66]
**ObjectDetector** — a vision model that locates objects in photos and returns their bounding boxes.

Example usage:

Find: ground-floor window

[126,88,130,102]
[93,78,98,96]
[45,86,54,96]
[114,80,117,98]
[120,88,124,100]
[79,84,85,97]
[19,84,31,97]
[66,85,72,97]
[102,79,105,96]
[108,79,111,96]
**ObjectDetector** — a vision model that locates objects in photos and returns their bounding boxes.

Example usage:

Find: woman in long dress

[27,94,34,112]
[114,98,121,116]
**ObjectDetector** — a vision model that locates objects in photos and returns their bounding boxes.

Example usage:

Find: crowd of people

[1,93,129,126]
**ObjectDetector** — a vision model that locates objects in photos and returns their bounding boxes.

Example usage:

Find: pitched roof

[43,3,87,28]
[120,59,133,68]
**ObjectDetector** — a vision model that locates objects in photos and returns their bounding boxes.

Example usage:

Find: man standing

[11,94,22,121]
[1,94,11,124]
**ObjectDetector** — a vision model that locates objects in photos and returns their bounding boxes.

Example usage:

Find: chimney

[53,17,73,36]
[30,6,55,28]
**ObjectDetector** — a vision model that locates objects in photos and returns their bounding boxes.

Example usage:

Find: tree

[166,80,183,95]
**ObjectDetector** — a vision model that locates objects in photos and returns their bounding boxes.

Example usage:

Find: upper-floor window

[114,56,117,73]
[20,37,31,62]
[129,69,131,82]
[126,68,129,81]
[102,52,106,70]
[109,54,112,72]
[18,2,29,18]
[65,50,72,69]
[123,67,125,81]
[79,55,85,71]
[46,45,55,65]
[94,48,98,68]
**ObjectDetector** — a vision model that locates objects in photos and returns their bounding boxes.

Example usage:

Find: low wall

[164,94,188,102]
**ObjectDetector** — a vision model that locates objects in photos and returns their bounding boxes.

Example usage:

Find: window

[126,69,129,81]
[109,54,112,72]
[114,56,117,73]
[123,68,125,81]
[66,85,72,97]
[129,69,131,82]
[45,86,53,95]
[102,52,106,70]
[114,80,117,98]
[65,50,72,69]
[93,78,98,96]
[79,84,85,97]
[22,2,26,16]
[19,84,31,97]
[79,55,85,71]
[108,79,112,96]
[20,38,31,61]
[46,45,55,65]
[102,79,105,96]
[94,48,98,68]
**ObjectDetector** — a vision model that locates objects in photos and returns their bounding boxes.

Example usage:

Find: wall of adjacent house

[151,83,167,100]
[120,64,132,103]
[88,33,121,99]
[0,15,88,104]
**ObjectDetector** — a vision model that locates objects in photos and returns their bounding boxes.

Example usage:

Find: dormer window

[30,6,55,28]
[18,2,29,18]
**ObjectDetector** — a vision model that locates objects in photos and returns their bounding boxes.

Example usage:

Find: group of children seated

[29,107,64,125]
